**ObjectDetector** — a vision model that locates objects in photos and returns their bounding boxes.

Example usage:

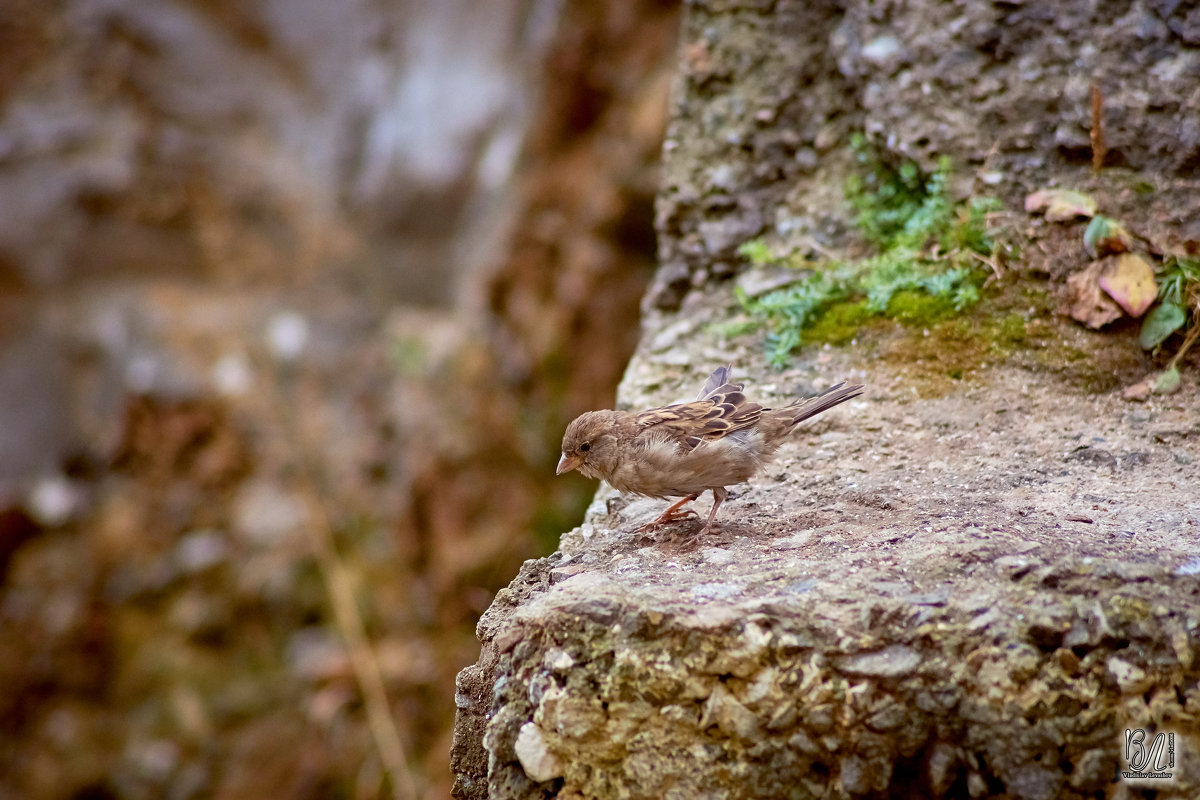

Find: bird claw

[636,508,699,532]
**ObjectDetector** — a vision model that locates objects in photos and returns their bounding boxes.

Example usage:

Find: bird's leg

[664,488,729,552]
[637,493,700,532]
[698,487,728,535]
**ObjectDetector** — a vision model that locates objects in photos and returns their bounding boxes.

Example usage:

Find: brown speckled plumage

[557,365,864,536]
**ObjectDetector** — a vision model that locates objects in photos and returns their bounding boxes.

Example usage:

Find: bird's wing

[635,391,763,452]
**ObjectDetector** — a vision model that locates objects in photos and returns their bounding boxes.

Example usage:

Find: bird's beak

[556,453,582,475]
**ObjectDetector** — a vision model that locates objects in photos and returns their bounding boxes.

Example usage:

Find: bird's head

[557,411,620,479]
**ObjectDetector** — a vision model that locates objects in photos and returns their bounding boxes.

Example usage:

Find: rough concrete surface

[453,285,1199,798]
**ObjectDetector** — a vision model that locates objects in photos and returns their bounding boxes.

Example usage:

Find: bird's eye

[580,442,591,452]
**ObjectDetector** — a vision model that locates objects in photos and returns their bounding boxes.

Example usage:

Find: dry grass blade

[269,365,419,800]
[1167,317,1200,372]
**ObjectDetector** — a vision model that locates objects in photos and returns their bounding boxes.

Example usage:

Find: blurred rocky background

[0,1,679,797]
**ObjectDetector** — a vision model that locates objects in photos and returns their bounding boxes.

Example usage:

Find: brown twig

[1090,83,1106,172]
[1167,317,1200,372]
[968,249,1005,284]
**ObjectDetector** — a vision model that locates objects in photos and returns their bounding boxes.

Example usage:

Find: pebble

[514,723,562,782]
[701,548,735,565]
[543,648,575,671]
[1175,557,1200,576]
[861,35,906,68]
[700,684,760,740]
[773,530,813,550]
[689,582,743,601]
[841,644,921,678]
[1107,656,1152,694]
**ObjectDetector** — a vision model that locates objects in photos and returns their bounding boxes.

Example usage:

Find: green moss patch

[737,136,1011,367]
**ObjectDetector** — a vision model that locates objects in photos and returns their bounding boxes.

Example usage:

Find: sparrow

[556,365,863,537]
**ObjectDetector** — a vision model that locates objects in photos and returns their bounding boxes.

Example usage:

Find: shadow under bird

[557,365,864,536]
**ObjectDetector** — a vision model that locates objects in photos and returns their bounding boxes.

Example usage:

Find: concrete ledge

[453,353,1200,799]
[454,518,1198,798]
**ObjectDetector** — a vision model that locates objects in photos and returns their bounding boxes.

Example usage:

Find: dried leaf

[1064,260,1123,329]
[1083,216,1131,258]
[1098,253,1157,318]
[1139,300,1186,349]
[1024,189,1097,222]
[1122,375,1153,402]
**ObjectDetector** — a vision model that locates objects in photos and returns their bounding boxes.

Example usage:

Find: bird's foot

[636,507,698,533]
[634,512,699,546]
[635,494,701,534]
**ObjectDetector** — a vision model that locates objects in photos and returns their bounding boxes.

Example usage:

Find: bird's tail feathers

[786,382,864,426]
